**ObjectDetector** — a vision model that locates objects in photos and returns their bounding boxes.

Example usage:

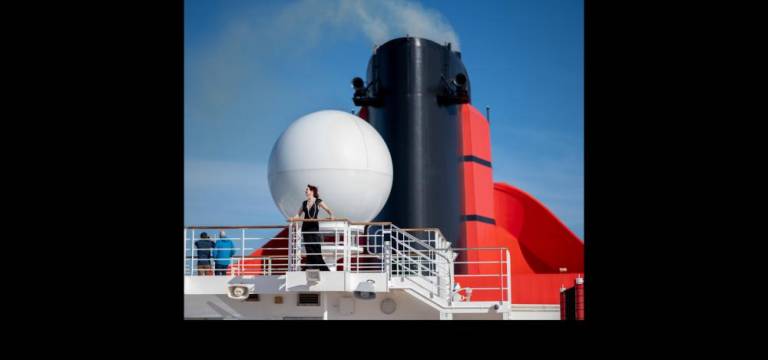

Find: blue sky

[184,0,583,239]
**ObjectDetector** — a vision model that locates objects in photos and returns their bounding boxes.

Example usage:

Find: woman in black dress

[291,184,334,271]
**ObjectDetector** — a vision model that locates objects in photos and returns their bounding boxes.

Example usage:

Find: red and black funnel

[358,36,469,247]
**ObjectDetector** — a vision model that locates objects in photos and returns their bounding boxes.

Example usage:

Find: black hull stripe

[462,155,492,168]
[461,215,496,225]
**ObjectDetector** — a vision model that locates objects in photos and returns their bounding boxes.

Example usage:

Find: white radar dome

[267,110,393,222]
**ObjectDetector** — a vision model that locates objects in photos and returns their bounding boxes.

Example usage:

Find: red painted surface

[238,103,584,305]
[457,223,579,303]
[459,221,499,275]
[575,278,585,320]
[460,183,584,303]
[458,104,496,276]
[357,106,369,121]
[510,273,580,304]
[459,104,492,161]
[236,228,290,275]
[461,163,495,217]
[560,287,567,320]
[241,230,379,274]
[455,104,584,304]
[493,182,584,273]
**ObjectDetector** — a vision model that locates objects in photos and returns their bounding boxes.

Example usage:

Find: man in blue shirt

[213,231,236,276]
[194,232,215,275]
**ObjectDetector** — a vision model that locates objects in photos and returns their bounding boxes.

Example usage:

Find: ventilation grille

[297,293,320,306]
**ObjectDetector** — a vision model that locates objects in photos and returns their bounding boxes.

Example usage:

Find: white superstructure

[184,219,560,320]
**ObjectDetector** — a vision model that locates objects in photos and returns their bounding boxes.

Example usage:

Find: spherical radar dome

[268,110,393,222]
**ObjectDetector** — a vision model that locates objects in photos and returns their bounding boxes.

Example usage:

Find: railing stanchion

[184,228,187,276]
[183,224,515,309]
[191,229,195,276]
[288,222,293,272]
[384,240,391,281]
[344,220,350,274]
[241,228,245,275]
[499,248,503,302]
[505,249,512,304]
[334,226,339,272]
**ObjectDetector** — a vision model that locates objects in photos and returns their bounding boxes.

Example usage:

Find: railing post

[505,249,512,304]
[288,222,293,271]
[435,257,440,299]
[241,228,245,275]
[183,228,187,276]
[384,240,391,280]
[191,229,195,276]
[296,222,300,272]
[499,248,503,302]
[288,222,294,272]
[449,260,454,303]
[393,230,398,277]
[344,220,351,274]
[298,222,302,272]
[293,222,301,272]
[432,230,437,275]
[448,247,454,303]
[397,231,408,277]
[335,226,339,272]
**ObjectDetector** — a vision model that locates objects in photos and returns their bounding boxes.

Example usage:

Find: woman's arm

[290,205,305,220]
[319,202,334,219]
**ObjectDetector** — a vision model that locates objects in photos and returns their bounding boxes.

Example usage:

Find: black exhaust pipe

[357,37,470,247]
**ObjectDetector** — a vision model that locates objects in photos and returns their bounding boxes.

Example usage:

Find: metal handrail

[183,222,511,303]
[388,225,455,302]
[451,247,512,303]
[286,218,351,223]
[390,247,439,278]
[185,225,287,229]
[350,221,393,226]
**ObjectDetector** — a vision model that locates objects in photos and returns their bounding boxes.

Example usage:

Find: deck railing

[184,220,511,303]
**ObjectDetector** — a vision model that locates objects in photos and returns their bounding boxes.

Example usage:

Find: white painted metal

[191,229,195,276]
[184,228,187,275]
[505,249,512,303]
[267,110,393,222]
[184,220,543,319]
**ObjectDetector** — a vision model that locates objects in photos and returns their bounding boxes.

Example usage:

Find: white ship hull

[184,275,559,320]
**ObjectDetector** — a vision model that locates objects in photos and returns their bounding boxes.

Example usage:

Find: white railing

[184,225,288,276]
[184,220,395,276]
[286,219,393,273]
[387,225,455,303]
[184,220,512,303]
[451,247,512,303]
[392,229,512,303]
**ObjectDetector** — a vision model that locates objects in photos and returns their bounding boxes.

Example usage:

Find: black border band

[462,155,492,168]
[461,214,496,225]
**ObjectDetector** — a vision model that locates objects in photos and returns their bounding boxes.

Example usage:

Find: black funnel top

[363,36,470,247]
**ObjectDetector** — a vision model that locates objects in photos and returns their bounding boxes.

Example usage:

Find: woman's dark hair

[307,184,319,198]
